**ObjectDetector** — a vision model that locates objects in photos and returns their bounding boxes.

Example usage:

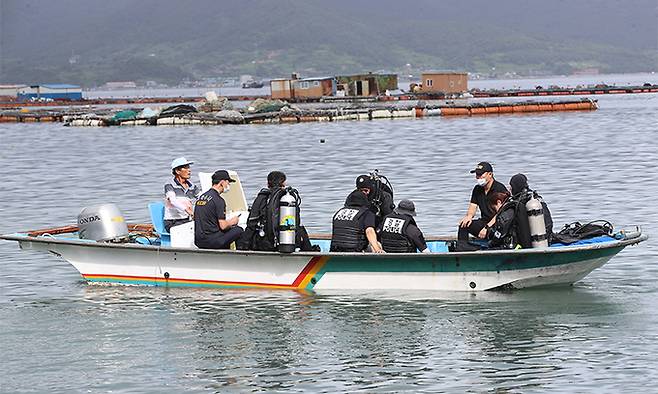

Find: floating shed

[18,84,83,101]
[270,75,336,100]
[270,79,293,100]
[336,73,398,96]
[421,71,468,94]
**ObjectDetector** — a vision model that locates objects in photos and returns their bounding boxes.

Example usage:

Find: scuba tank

[277,187,299,253]
[526,192,548,247]
[368,169,394,217]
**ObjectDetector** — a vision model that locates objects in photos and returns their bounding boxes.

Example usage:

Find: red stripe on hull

[83,257,323,288]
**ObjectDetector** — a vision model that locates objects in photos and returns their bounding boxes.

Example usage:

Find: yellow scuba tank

[278,188,298,253]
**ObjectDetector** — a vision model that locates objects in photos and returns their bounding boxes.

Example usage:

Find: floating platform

[0,108,114,123]
[468,84,658,98]
[0,95,267,109]
[0,112,65,123]
[41,98,598,127]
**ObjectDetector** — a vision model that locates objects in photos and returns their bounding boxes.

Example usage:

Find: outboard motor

[277,188,298,253]
[77,203,129,242]
[526,193,548,247]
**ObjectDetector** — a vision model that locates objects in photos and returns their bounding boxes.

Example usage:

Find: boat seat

[311,239,332,253]
[309,239,450,253]
[148,202,170,246]
[426,240,450,253]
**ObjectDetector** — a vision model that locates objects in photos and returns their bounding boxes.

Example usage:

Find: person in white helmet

[164,157,200,232]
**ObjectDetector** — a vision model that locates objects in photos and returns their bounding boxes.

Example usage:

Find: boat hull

[14,235,633,291]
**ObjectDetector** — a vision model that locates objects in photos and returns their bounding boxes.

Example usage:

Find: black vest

[330,206,369,252]
[380,213,416,253]
[237,188,272,250]
[488,200,518,248]
[488,191,553,249]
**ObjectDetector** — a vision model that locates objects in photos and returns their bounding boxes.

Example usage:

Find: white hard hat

[171,157,194,170]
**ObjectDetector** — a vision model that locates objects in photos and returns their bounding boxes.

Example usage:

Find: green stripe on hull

[87,279,266,289]
[320,246,622,274]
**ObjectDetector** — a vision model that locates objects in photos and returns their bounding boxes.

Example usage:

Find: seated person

[238,170,317,251]
[509,173,553,246]
[485,191,515,248]
[356,174,395,226]
[456,161,508,251]
[455,191,514,250]
[486,175,554,249]
[164,157,200,232]
[379,199,430,253]
[193,170,244,249]
[330,181,384,253]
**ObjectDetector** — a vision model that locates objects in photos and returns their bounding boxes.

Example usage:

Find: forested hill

[2,0,656,85]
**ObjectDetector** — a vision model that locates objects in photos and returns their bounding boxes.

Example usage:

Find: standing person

[193,170,244,249]
[330,179,384,253]
[456,161,509,251]
[164,157,200,232]
[238,170,317,251]
[379,199,430,253]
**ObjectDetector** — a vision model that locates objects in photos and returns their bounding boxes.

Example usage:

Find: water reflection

[67,286,623,391]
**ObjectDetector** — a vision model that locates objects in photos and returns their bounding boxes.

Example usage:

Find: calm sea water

[1,86,658,392]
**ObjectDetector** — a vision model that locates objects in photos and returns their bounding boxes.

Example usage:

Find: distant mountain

[1,0,656,86]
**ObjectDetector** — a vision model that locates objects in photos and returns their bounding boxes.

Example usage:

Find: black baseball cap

[470,161,493,175]
[211,170,236,184]
[355,174,373,189]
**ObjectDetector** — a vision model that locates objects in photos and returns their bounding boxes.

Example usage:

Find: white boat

[0,171,647,292]
[0,225,646,291]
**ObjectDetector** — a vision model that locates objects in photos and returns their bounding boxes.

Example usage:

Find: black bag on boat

[551,220,614,245]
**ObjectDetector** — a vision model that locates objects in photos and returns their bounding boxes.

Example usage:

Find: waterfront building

[336,73,398,96]
[270,75,336,100]
[421,71,468,94]
[17,84,83,101]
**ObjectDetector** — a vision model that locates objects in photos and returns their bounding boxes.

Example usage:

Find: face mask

[476,177,487,187]
[223,183,231,193]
